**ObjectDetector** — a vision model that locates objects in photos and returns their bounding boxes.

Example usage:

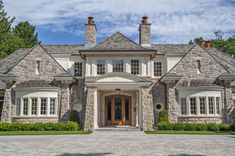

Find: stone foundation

[178,116,222,124]
[12,116,58,123]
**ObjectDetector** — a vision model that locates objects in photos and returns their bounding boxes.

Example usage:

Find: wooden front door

[105,95,131,125]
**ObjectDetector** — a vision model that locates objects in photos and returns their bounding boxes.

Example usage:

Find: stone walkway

[0,131,234,156]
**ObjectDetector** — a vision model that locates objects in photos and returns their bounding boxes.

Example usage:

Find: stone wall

[83,87,95,130]
[141,88,154,131]
[139,24,151,46]
[85,24,96,48]
[12,116,58,123]
[1,88,12,122]
[178,116,222,124]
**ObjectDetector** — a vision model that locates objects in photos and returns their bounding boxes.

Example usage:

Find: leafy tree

[13,21,38,48]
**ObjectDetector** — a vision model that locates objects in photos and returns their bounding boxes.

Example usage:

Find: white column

[135,91,139,127]
[37,97,40,116]
[94,88,98,129]
[214,97,217,115]
[20,98,23,116]
[92,60,96,76]
[196,97,200,115]
[126,59,131,73]
[85,61,91,77]
[186,97,190,115]
[107,60,112,73]
[141,60,147,76]
[138,89,142,129]
[47,98,50,116]
[28,98,31,116]
[205,97,209,115]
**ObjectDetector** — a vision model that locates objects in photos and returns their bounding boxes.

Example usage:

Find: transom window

[74,62,83,77]
[31,98,37,115]
[154,62,162,76]
[131,60,139,75]
[50,98,56,115]
[190,98,196,114]
[113,60,124,72]
[199,97,206,114]
[181,98,187,115]
[40,98,47,115]
[97,60,106,75]
[208,97,214,114]
[23,98,28,115]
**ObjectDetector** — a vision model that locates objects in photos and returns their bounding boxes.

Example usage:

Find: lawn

[0,131,92,136]
[145,130,235,135]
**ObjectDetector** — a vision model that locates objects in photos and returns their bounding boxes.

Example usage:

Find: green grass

[145,130,235,135]
[0,131,92,136]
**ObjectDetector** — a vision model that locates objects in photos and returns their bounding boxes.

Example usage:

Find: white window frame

[180,98,187,115]
[97,60,106,75]
[131,59,140,75]
[49,98,57,115]
[40,98,47,115]
[74,62,83,77]
[199,97,206,114]
[31,97,38,115]
[23,98,29,116]
[154,61,162,76]
[208,97,214,114]
[190,97,196,115]
[112,60,124,72]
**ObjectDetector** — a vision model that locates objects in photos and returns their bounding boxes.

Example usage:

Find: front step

[94,126,140,131]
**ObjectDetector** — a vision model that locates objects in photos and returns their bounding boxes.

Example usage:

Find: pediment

[97,77,134,83]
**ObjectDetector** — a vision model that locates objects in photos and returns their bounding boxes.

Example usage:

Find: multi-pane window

[97,60,105,75]
[50,98,56,115]
[74,62,83,77]
[23,98,28,115]
[199,97,206,114]
[131,60,139,75]
[190,98,196,114]
[208,97,214,114]
[154,62,162,76]
[16,98,21,116]
[40,98,47,115]
[181,98,187,115]
[113,60,124,72]
[31,98,37,115]
[216,97,220,114]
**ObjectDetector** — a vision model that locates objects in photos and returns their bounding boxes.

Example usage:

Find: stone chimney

[85,16,96,48]
[197,40,211,48]
[139,16,151,47]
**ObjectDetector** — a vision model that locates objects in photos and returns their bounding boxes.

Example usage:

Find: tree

[13,21,38,48]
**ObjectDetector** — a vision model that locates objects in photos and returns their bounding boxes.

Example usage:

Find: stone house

[0,16,235,131]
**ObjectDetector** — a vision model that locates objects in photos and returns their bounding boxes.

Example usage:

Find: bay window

[50,98,56,115]
[31,98,37,115]
[40,98,47,115]
[208,97,214,114]
[23,98,29,115]
[199,97,206,114]
[190,98,196,114]
[181,98,187,115]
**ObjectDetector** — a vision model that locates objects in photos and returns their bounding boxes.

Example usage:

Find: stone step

[94,126,140,131]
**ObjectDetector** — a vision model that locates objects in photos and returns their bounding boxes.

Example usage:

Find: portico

[84,72,153,130]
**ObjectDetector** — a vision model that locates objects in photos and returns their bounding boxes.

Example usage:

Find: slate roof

[16,80,56,88]
[83,32,153,51]
[150,44,194,55]
[43,45,85,54]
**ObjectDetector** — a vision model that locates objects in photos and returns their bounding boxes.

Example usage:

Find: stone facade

[139,24,151,46]
[85,24,96,48]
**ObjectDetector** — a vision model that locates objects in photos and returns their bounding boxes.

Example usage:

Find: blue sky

[4,0,235,44]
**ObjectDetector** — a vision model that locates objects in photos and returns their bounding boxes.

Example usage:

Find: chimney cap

[88,16,95,24]
[141,16,148,24]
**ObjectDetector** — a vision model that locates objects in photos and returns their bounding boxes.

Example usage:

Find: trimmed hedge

[158,110,169,123]
[157,122,234,132]
[0,122,79,131]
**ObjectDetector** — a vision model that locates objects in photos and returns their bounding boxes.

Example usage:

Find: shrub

[0,122,10,131]
[184,123,196,131]
[65,122,79,131]
[30,123,45,131]
[195,124,208,131]
[229,122,235,131]
[219,124,230,131]
[157,122,173,130]
[173,123,185,131]
[158,110,169,123]
[69,110,80,123]
[207,123,219,132]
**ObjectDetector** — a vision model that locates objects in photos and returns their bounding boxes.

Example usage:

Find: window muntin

[112,60,124,72]
[154,62,162,76]
[199,97,206,114]
[208,97,214,114]
[31,98,37,115]
[181,98,187,115]
[131,60,139,75]
[97,60,105,75]
[74,62,83,77]
[190,98,196,114]
[23,98,28,115]
[216,97,220,114]
[50,98,56,115]
[40,98,47,115]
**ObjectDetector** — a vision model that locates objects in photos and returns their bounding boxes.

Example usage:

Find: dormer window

[35,60,41,75]
[196,60,201,74]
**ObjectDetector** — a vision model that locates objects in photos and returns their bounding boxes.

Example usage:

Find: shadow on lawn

[58,153,111,156]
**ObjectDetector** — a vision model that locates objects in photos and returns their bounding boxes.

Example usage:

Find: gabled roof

[149,44,194,55]
[82,32,154,51]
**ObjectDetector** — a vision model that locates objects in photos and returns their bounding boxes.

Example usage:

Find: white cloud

[4,0,235,43]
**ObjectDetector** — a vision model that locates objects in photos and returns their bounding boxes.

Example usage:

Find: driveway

[0,131,234,156]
